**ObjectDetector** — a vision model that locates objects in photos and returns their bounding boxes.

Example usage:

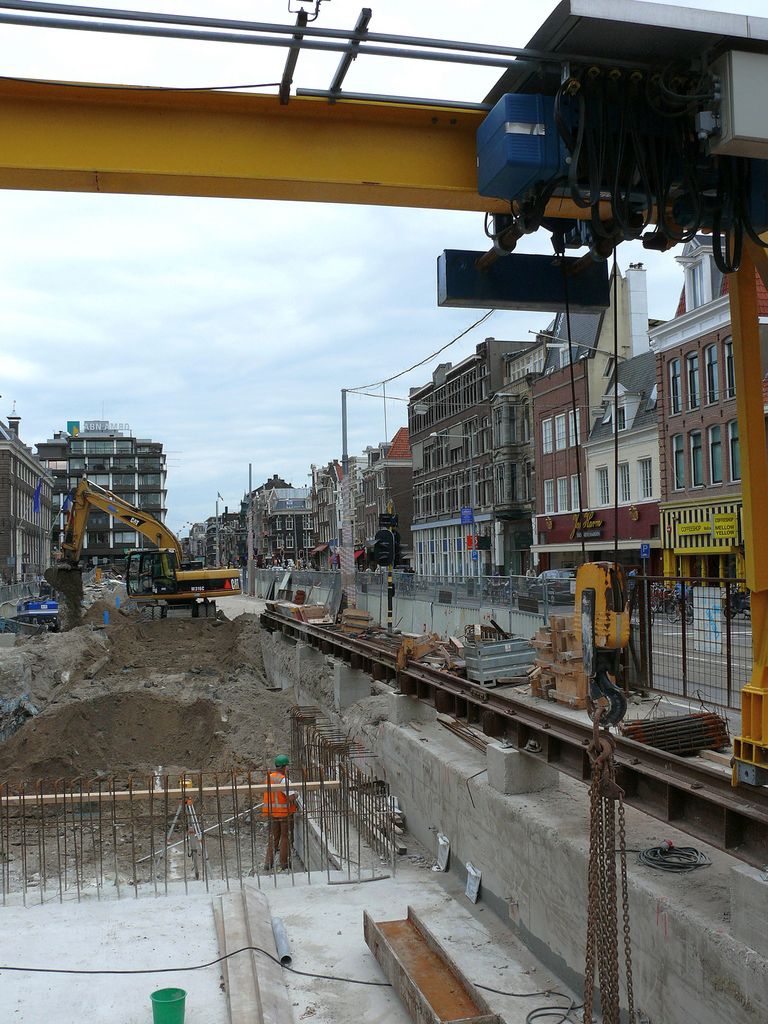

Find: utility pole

[387,499,395,635]
[247,463,254,596]
[340,389,357,608]
[215,493,223,567]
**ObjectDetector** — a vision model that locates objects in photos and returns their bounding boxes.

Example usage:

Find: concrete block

[486,742,559,795]
[333,661,371,711]
[388,691,437,726]
[294,641,324,690]
[730,862,768,956]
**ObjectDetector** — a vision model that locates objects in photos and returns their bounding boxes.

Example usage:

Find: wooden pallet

[532,615,587,708]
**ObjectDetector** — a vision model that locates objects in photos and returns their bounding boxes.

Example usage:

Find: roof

[542,309,604,372]
[387,427,411,460]
[588,351,657,443]
[674,236,768,316]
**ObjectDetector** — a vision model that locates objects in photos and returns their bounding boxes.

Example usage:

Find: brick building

[362,427,413,562]
[651,236,768,578]
[0,414,53,582]
[532,265,650,569]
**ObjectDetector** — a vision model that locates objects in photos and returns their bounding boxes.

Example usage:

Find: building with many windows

[408,339,512,577]
[0,414,53,582]
[532,264,651,569]
[36,420,167,568]
[490,341,545,574]
[651,237,768,577]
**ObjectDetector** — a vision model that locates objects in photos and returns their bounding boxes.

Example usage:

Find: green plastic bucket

[150,987,186,1024]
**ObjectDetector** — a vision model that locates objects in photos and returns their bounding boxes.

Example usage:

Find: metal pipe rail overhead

[261,609,768,867]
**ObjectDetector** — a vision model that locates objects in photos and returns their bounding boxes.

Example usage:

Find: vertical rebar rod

[214,774,229,890]
[231,772,244,890]
[128,776,137,899]
[110,778,120,900]
[162,774,169,897]
[77,778,85,892]
[246,773,258,886]
[149,773,157,898]
[36,782,45,903]
[197,772,210,893]
[1,783,7,905]
[87,779,100,900]
[180,775,189,897]
[54,780,63,903]
[20,787,28,906]
[70,782,81,903]
[97,778,104,891]
[300,769,310,885]
[61,778,69,895]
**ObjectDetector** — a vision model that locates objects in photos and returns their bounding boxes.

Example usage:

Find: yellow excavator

[46,477,241,623]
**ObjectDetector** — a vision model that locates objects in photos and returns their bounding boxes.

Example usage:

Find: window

[686,353,700,409]
[724,339,735,398]
[570,474,580,511]
[603,357,615,378]
[619,463,631,502]
[568,408,581,446]
[638,458,653,500]
[542,419,553,454]
[669,358,681,414]
[557,476,568,512]
[597,467,610,506]
[544,479,554,514]
[690,430,703,486]
[617,406,627,430]
[690,262,704,308]
[729,420,740,480]
[705,344,719,403]
[709,425,722,484]
[672,435,685,490]
[555,414,567,450]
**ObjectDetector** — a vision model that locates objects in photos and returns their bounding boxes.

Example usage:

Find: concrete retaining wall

[261,626,768,1024]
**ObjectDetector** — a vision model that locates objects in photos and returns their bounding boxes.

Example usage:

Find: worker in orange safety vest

[262,753,297,871]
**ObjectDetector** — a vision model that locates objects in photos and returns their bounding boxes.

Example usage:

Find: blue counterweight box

[477,93,568,201]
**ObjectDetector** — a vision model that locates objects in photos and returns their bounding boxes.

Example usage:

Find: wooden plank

[220,892,261,1024]
[212,898,230,1000]
[242,885,294,1024]
[0,779,340,806]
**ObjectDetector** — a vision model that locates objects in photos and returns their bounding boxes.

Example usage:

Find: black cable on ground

[0,941,579,1012]
[635,842,711,872]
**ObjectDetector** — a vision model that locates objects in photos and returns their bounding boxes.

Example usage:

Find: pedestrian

[262,753,297,871]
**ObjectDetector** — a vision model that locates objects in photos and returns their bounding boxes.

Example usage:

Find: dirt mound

[0,692,226,778]
[0,612,291,779]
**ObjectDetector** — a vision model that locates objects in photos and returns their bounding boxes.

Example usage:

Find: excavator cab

[126,548,179,597]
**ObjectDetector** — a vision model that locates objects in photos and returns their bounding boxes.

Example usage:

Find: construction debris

[531,614,588,709]
[621,712,729,756]
[265,599,333,625]
[339,608,375,635]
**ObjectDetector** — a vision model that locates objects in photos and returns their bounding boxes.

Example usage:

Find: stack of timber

[265,599,333,625]
[212,884,293,1024]
[339,607,375,635]
[530,614,587,709]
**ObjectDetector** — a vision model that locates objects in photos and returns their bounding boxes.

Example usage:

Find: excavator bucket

[45,564,83,631]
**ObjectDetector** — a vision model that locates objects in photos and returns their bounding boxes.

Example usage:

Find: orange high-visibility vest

[262,771,294,817]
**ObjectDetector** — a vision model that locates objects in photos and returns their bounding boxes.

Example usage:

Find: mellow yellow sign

[677,521,711,536]
[712,513,738,539]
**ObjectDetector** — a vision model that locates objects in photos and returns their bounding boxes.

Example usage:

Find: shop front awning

[531,539,662,554]
[309,543,329,555]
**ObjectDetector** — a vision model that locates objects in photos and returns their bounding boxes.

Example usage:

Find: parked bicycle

[649,583,676,623]
[667,582,694,625]
[722,588,750,620]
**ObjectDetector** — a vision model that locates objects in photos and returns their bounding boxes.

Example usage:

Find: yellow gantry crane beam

[0,79,509,210]
[2,75,767,780]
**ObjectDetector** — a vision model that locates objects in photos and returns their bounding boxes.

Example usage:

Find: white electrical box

[712,50,768,158]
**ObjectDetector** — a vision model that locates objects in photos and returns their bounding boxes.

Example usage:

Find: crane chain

[584,712,634,1024]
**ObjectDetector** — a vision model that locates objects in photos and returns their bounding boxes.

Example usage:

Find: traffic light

[373,529,395,566]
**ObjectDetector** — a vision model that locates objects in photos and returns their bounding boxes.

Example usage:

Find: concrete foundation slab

[389,691,437,726]
[486,741,559,795]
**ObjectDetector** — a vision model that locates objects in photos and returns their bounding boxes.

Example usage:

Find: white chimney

[626,263,649,357]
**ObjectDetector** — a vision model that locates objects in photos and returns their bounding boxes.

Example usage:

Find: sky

[0,0,765,534]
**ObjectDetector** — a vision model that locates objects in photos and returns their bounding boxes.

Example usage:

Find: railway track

[261,609,768,866]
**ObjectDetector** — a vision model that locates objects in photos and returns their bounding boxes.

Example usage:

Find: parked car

[526,569,576,603]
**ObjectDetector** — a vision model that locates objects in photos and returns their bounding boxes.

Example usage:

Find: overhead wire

[351,309,495,391]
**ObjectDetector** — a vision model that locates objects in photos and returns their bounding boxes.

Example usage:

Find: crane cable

[560,247,634,1024]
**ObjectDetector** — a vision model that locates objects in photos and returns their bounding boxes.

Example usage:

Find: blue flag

[62,493,72,513]
[33,478,42,515]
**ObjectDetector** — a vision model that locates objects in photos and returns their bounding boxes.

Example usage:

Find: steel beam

[0,77,609,219]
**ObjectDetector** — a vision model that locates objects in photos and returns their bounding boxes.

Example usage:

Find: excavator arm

[60,477,182,564]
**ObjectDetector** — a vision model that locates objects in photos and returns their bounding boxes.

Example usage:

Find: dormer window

[690,261,704,308]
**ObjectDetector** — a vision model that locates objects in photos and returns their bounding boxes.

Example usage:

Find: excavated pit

[0,610,293,779]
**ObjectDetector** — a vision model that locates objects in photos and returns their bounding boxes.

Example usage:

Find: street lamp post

[247,463,254,596]
[215,492,224,567]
